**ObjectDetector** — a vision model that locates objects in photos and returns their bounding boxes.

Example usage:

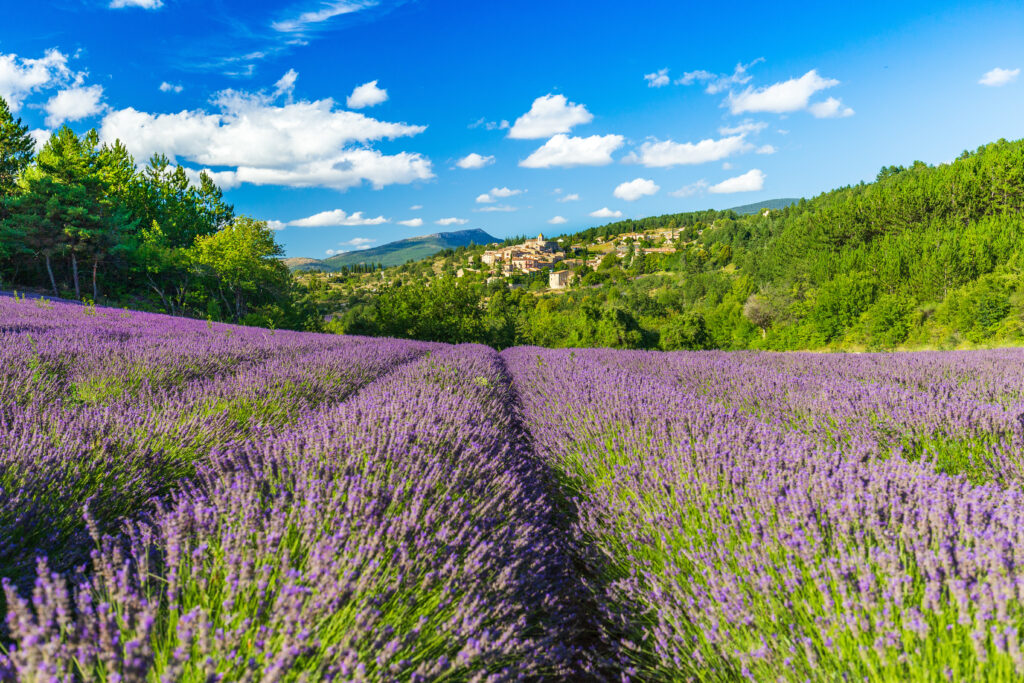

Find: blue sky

[2,0,1023,258]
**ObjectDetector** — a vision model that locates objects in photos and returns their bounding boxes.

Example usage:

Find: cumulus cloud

[520,133,624,168]
[475,204,517,213]
[644,68,669,88]
[590,207,623,218]
[677,58,763,94]
[0,49,73,111]
[29,129,51,153]
[477,186,524,203]
[347,79,388,108]
[808,96,854,118]
[398,217,423,227]
[670,180,709,197]
[44,84,106,127]
[508,94,593,139]
[708,168,764,194]
[558,193,580,202]
[455,153,494,169]
[436,217,468,226]
[287,209,388,227]
[409,204,422,210]
[272,0,378,33]
[100,82,432,192]
[728,69,839,114]
[267,220,287,231]
[625,134,750,168]
[979,67,1019,87]
[613,177,660,201]
[110,0,162,8]
[548,215,567,224]
[159,82,183,93]
[756,144,776,154]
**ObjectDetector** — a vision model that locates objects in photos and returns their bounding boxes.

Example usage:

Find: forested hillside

[0,96,320,330]
[325,138,1024,351]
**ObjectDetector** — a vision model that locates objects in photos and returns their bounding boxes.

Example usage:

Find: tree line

[0,96,320,330]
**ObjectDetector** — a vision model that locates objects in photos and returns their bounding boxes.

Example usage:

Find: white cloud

[110,0,163,8]
[272,0,378,33]
[590,207,623,218]
[670,180,709,197]
[677,58,763,94]
[287,209,388,227]
[708,168,765,194]
[548,215,567,224]
[625,134,750,168]
[469,118,509,130]
[29,129,51,153]
[644,68,669,88]
[718,120,767,136]
[326,249,337,255]
[808,96,854,118]
[267,220,286,231]
[274,69,299,99]
[489,186,523,198]
[398,218,423,227]
[0,49,73,111]
[475,204,517,213]
[476,186,524,204]
[728,69,839,114]
[508,93,593,139]
[44,85,106,127]
[436,217,468,226]
[455,152,494,169]
[338,237,375,250]
[159,82,183,93]
[979,67,1019,87]
[347,79,388,108]
[722,162,733,170]
[558,192,580,202]
[520,133,624,168]
[100,82,432,192]
[756,144,777,154]
[409,204,422,210]
[613,177,660,201]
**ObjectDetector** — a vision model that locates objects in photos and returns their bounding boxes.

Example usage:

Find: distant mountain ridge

[727,198,800,215]
[285,228,498,272]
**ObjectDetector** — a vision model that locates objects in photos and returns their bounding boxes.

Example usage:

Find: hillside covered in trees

[0,96,320,330]
[323,138,1024,351]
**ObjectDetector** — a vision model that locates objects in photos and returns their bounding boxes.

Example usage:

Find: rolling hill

[285,228,499,272]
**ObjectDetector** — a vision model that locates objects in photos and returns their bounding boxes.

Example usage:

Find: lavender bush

[6,296,1024,680]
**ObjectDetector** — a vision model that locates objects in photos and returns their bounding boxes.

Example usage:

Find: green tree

[0,96,34,200]
[191,217,291,321]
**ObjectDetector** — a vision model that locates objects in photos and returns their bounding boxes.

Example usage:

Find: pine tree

[0,95,34,200]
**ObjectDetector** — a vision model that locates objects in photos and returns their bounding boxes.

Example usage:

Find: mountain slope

[727,198,800,214]
[288,229,498,272]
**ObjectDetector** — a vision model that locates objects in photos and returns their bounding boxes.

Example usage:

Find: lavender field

[3,297,1024,681]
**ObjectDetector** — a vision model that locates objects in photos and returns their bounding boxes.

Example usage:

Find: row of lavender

[504,346,1024,680]
[0,299,594,679]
